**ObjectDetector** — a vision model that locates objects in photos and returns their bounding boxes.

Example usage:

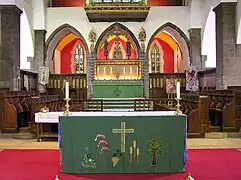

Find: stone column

[213,2,237,89]
[34,30,46,93]
[0,5,22,90]
[87,52,95,99]
[140,51,149,98]
[188,28,202,70]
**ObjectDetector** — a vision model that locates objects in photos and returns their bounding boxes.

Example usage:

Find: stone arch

[202,6,216,67]
[147,22,189,71]
[45,23,89,72]
[94,22,141,57]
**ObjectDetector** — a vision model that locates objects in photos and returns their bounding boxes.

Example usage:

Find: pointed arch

[45,23,89,72]
[147,22,189,72]
[202,7,216,67]
[147,22,189,53]
[94,22,141,56]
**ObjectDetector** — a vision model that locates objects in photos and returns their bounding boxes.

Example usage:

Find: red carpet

[0,149,241,180]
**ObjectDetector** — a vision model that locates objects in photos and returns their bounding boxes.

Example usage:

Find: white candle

[110,67,113,74]
[124,67,126,73]
[176,81,180,99]
[130,67,132,73]
[97,67,100,74]
[65,81,69,99]
[104,67,106,73]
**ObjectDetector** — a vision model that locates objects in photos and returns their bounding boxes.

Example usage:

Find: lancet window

[74,43,84,73]
[151,44,160,73]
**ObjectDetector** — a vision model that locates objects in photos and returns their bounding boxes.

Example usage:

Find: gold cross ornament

[112,122,134,153]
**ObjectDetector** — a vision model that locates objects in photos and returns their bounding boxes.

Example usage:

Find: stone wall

[0,5,22,90]
[188,28,203,70]
[34,30,46,93]
[214,2,238,89]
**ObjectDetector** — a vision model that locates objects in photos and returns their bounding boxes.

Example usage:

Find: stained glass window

[74,43,84,73]
[151,44,160,73]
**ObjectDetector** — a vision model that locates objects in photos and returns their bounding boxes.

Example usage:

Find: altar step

[103,99,134,112]
[88,98,152,112]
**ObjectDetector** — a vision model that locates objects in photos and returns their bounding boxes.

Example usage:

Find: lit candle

[65,81,69,99]
[130,67,132,73]
[110,67,113,74]
[176,81,180,99]
[104,67,106,73]
[97,67,100,74]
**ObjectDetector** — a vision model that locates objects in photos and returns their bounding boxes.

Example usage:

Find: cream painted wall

[0,0,23,8]
[32,0,46,29]
[189,0,202,28]
[202,7,216,67]
[46,7,190,48]
[20,9,34,69]
[197,0,224,68]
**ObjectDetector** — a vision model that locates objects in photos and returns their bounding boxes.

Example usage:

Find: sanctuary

[1,0,241,178]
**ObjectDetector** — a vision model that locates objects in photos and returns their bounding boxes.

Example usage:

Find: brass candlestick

[63,98,71,116]
[175,98,182,115]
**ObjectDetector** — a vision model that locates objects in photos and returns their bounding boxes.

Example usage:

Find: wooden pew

[152,94,209,138]
[201,90,236,132]
[181,94,209,137]
[225,86,241,130]
[1,92,36,133]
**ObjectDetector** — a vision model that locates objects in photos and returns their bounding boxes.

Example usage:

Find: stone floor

[0,137,241,150]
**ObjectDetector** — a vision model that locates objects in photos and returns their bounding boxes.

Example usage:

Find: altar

[93,60,143,98]
[90,23,145,98]
[59,111,187,174]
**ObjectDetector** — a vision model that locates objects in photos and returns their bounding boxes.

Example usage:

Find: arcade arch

[147,22,189,73]
[45,24,89,74]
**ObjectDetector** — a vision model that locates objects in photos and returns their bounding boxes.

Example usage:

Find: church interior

[0,0,241,179]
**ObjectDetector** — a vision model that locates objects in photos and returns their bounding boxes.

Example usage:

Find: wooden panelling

[20,70,37,91]
[47,74,87,100]
[149,73,186,98]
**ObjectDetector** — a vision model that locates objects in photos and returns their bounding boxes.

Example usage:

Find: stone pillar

[34,30,46,93]
[0,5,22,90]
[188,28,202,70]
[87,52,95,99]
[141,51,149,98]
[213,2,237,89]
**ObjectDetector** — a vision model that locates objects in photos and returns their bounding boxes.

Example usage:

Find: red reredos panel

[52,0,182,7]
[148,0,182,6]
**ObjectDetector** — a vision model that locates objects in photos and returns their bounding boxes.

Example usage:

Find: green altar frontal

[92,80,143,98]
[60,112,186,174]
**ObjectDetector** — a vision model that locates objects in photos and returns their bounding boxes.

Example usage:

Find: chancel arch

[93,23,142,80]
[147,22,189,73]
[46,24,89,74]
[95,22,141,59]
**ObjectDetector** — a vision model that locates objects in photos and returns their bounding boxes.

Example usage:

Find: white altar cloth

[35,111,178,123]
